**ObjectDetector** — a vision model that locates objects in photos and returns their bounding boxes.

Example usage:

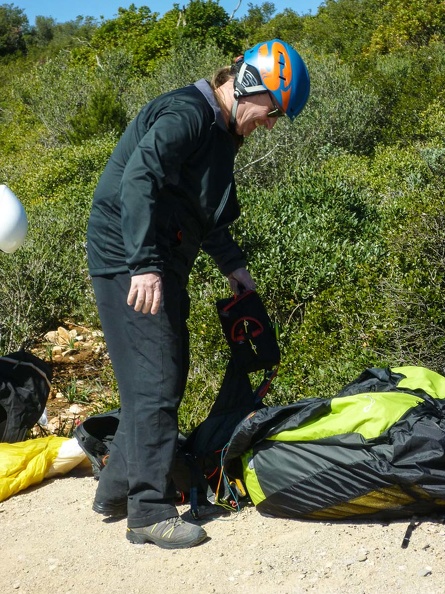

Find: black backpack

[0,350,52,443]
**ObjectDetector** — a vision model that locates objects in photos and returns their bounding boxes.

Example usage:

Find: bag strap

[254,366,279,402]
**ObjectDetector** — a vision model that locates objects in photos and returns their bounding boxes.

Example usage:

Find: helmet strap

[229,95,239,134]
[228,93,244,148]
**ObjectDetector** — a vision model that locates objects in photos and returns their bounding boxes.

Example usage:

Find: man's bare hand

[127,272,163,314]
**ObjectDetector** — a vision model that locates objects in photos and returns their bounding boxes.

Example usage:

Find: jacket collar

[193,78,227,131]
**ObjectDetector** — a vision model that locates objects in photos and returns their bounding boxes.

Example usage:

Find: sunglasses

[267,95,285,118]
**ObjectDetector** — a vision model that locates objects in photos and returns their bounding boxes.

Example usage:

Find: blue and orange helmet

[233,39,310,121]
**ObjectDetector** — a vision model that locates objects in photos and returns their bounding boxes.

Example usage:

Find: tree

[176,0,244,57]
[22,15,97,58]
[368,0,445,55]
[81,3,187,75]
[68,82,127,144]
[241,5,305,46]
[302,0,384,62]
[0,3,28,56]
[239,2,275,45]
[33,16,55,46]
[81,1,244,75]
[90,4,158,50]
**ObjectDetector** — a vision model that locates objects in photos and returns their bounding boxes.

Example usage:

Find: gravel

[1,467,445,594]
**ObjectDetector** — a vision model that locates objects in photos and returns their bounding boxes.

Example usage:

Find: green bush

[178,166,386,425]
[146,40,229,98]
[0,191,95,352]
[235,51,384,191]
[369,43,445,143]
[233,167,382,305]
[13,50,135,145]
[68,83,127,144]
[0,136,116,352]
[3,31,445,433]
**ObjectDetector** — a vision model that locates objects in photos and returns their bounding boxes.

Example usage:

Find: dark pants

[91,272,190,528]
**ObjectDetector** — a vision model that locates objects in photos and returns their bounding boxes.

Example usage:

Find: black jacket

[87,79,246,287]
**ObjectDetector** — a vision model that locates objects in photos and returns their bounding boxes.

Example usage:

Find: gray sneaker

[126,517,207,549]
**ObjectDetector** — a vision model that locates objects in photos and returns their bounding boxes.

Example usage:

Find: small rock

[62,348,77,357]
[44,331,59,344]
[69,404,83,414]
[57,326,71,344]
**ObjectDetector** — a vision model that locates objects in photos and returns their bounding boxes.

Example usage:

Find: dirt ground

[2,325,444,593]
[1,461,445,594]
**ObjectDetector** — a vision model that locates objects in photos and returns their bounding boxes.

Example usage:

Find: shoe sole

[126,528,207,549]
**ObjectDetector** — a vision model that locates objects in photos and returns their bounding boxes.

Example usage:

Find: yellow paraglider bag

[0,436,87,502]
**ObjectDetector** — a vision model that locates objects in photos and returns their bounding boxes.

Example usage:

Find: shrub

[146,39,229,98]
[179,165,386,424]
[235,51,384,191]
[0,136,116,352]
[13,50,135,145]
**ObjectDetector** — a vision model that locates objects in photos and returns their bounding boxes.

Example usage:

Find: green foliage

[0,3,28,55]
[368,42,445,143]
[235,51,383,192]
[79,1,243,77]
[179,267,228,430]
[146,39,229,97]
[68,83,127,144]
[234,168,382,307]
[0,136,116,352]
[12,49,134,145]
[381,208,445,372]
[420,94,445,142]
[176,0,243,57]
[237,2,276,45]
[274,273,392,403]
[360,143,445,372]
[85,4,163,75]
[368,0,445,54]
[24,16,97,58]
[302,0,383,62]
[2,3,445,430]
[0,193,94,353]
[251,9,305,46]
[299,52,383,156]
[32,16,55,46]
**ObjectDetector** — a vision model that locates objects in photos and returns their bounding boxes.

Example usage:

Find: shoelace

[151,517,184,539]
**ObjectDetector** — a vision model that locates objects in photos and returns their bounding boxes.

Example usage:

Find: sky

[15,1,324,25]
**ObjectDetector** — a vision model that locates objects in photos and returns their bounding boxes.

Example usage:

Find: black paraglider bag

[216,290,280,373]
